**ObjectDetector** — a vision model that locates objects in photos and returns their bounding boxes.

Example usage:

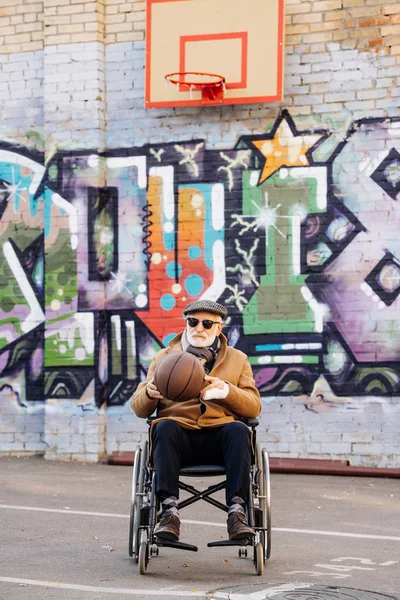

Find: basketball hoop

[165,71,226,104]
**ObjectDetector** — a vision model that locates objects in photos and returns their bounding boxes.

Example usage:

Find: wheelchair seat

[180,465,226,476]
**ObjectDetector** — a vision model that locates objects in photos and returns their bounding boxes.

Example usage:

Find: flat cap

[183,300,228,319]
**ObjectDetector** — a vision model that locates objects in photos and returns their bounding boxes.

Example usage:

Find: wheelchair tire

[136,440,149,561]
[129,440,149,561]
[254,542,264,576]
[255,444,272,562]
[138,529,149,575]
[129,445,141,559]
[263,448,272,560]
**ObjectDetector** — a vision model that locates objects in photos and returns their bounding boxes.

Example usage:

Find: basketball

[154,351,205,402]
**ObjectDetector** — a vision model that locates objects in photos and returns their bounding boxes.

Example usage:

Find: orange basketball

[154,351,205,402]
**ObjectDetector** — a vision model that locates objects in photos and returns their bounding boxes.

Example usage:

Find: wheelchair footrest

[207,539,252,547]
[155,539,198,552]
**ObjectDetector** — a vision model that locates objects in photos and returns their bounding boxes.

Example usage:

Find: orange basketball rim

[165,71,226,104]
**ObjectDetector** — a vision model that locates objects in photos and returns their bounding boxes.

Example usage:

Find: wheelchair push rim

[128,444,141,558]
[263,447,272,560]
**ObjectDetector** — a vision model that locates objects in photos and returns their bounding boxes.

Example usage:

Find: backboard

[145,0,285,108]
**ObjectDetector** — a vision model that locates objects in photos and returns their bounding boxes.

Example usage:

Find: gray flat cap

[183,300,228,319]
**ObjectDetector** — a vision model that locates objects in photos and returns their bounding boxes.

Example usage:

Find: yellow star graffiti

[252,118,324,184]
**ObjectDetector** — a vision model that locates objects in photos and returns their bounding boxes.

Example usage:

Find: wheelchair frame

[128,418,271,576]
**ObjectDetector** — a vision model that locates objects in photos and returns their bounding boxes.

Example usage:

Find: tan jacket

[130,333,262,429]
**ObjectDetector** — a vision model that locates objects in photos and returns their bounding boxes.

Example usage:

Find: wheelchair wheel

[129,441,149,562]
[138,529,149,575]
[255,443,272,562]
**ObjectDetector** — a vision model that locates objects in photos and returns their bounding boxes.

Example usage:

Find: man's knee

[153,419,182,443]
[222,421,251,446]
[223,421,250,437]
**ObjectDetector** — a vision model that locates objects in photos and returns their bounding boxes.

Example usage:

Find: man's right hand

[146,378,164,400]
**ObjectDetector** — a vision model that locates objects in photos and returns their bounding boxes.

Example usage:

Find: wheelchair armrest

[241,418,259,428]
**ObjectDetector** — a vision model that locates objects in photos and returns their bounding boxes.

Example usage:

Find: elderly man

[130,300,261,543]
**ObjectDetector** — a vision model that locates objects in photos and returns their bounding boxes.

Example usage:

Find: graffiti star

[110,271,132,295]
[251,114,324,184]
[217,151,251,191]
[231,201,287,239]
[2,180,25,204]
[174,143,204,177]
[252,200,287,238]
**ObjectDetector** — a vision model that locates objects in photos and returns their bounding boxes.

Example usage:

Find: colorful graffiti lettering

[0,111,400,406]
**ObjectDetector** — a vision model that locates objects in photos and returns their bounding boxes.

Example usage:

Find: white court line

[271,527,400,542]
[182,520,400,542]
[0,504,126,519]
[1,504,400,542]
[0,577,206,597]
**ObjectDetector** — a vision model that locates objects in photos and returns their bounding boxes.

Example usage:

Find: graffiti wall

[1,112,400,417]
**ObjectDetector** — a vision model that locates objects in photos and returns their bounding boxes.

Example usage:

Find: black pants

[152,420,252,505]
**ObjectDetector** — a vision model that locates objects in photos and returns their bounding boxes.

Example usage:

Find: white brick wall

[0,51,43,142]
[0,390,46,455]
[105,402,148,454]
[258,396,400,468]
[44,42,106,150]
[103,41,400,150]
[44,400,106,462]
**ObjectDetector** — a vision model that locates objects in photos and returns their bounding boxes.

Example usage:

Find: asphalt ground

[0,455,399,600]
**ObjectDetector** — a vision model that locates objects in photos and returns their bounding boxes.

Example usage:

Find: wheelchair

[128,417,271,576]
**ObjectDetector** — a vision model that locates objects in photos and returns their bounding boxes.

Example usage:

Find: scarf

[181,330,220,372]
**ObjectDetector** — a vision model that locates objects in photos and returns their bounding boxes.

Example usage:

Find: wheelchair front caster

[238,547,248,558]
[138,530,149,575]
[150,544,159,556]
[254,542,264,576]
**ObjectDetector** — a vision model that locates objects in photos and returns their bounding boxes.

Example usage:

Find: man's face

[185,311,224,347]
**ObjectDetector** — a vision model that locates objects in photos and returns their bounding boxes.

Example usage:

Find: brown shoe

[155,512,180,541]
[227,512,256,540]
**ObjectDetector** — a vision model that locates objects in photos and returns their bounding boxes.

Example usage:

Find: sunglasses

[186,317,222,330]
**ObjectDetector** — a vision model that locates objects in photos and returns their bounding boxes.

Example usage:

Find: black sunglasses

[186,317,222,330]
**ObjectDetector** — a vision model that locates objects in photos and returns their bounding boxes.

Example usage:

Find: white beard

[186,328,216,348]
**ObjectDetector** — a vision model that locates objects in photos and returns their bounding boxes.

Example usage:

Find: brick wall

[0,0,399,466]
[0,1,43,55]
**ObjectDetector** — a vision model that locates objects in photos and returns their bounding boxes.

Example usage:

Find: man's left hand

[201,375,230,401]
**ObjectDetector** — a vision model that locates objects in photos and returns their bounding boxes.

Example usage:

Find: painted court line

[0,504,126,519]
[0,577,206,597]
[271,527,400,542]
[182,519,400,542]
[1,504,400,542]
